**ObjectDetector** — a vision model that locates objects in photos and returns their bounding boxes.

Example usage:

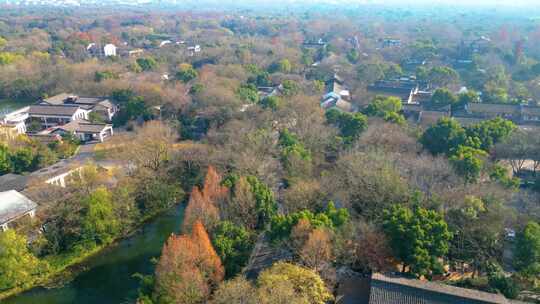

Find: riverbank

[0,202,184,302]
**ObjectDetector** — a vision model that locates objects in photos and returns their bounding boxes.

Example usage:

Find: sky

[344,0,539,6]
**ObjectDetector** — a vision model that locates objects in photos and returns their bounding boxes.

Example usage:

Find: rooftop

[370,273,514,304]
[0,190,38,225]
[0,174,30,192]
[43,93,111,107]
[28,104,80,117]
[55,120,112,134]
[466,103,520,115]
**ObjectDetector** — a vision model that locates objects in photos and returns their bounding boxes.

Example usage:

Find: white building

[27,104,89,128]
[0,190,37,232]
[103,44,117,57]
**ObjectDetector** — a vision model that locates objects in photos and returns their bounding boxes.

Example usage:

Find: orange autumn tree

[155,220,225,304]
[202,166,228,204]
[183,166,228,232]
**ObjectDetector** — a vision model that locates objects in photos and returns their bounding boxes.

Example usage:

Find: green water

[4,204,184,304]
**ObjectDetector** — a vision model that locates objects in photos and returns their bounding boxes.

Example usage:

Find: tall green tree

[466,118,516,151]
[81,187,120,245]
[427,66,459,87]
[449,145,488,183]
[325,109,368,143]
[211,221,254,277]
[0,230,46,290]
[176,63,198,83]
[10,147,34,174]
[420,118,466,155]
[383,205,452,277]
[430,88,457,108]
[0,143,12,174]
[514,221,540,276]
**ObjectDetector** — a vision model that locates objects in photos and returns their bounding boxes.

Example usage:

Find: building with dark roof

[321,74,353,112]
[41,93,117,121]
[337,272,521,304]
[368,79,419,104]
[465,103,521,120]
[0,174,30,192]
[27,104,88,128]
[51,120,113,143]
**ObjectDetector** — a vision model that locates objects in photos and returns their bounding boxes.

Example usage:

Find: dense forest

[0,3,539,303]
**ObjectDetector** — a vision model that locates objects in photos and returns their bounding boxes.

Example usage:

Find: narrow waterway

[4,204,184,304]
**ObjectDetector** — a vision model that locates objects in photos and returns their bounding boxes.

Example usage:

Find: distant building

[123,48,144,57]
[103,44,117,57]
[321,74,353,112]
[29,160,83,188]
[0,93,117,140]
[367,78,419,104]
[470,36,492,53]
[40,93,117,122]
[51,120,113,143]
[159,40,172,47]
[381,38,401,48]
[464,103,521,120]
[0,190,38,231]
[87,43,117,58]
[521,105,540,122]
[187,45,201,56]
[303,38,327,48]
[1,106,30,135]
[258,86,282,99]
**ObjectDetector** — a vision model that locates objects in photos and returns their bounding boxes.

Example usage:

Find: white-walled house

[87,43,117,58]
[52,120,113,143]
[0,106,30,136]
[28,104,88,128]
[103,44,117,57]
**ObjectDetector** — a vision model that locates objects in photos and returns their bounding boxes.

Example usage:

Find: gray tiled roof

[43,93,113,109]
[521,106,540,116]
[370,273,512,304]
[0,174,30,192]
[56,120,111,134]
[29,105,80,117]
[466,103,520,115]
[0,190,37,225]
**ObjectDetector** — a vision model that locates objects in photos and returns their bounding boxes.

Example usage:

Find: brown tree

[183,166,228,232]
[183,187,219,233]
[202,165,228,205]
[227,176,257,229]
[290,218,313,253]
[155,220,224,304]
[300,228,334,272]
[353,223,394,273]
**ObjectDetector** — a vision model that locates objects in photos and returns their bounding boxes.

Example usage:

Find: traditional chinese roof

[369,273,514,304]
[28,104,80,117]
[54,120,111,134]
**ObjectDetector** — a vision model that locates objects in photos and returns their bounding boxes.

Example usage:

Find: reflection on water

[5,204,184,304]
